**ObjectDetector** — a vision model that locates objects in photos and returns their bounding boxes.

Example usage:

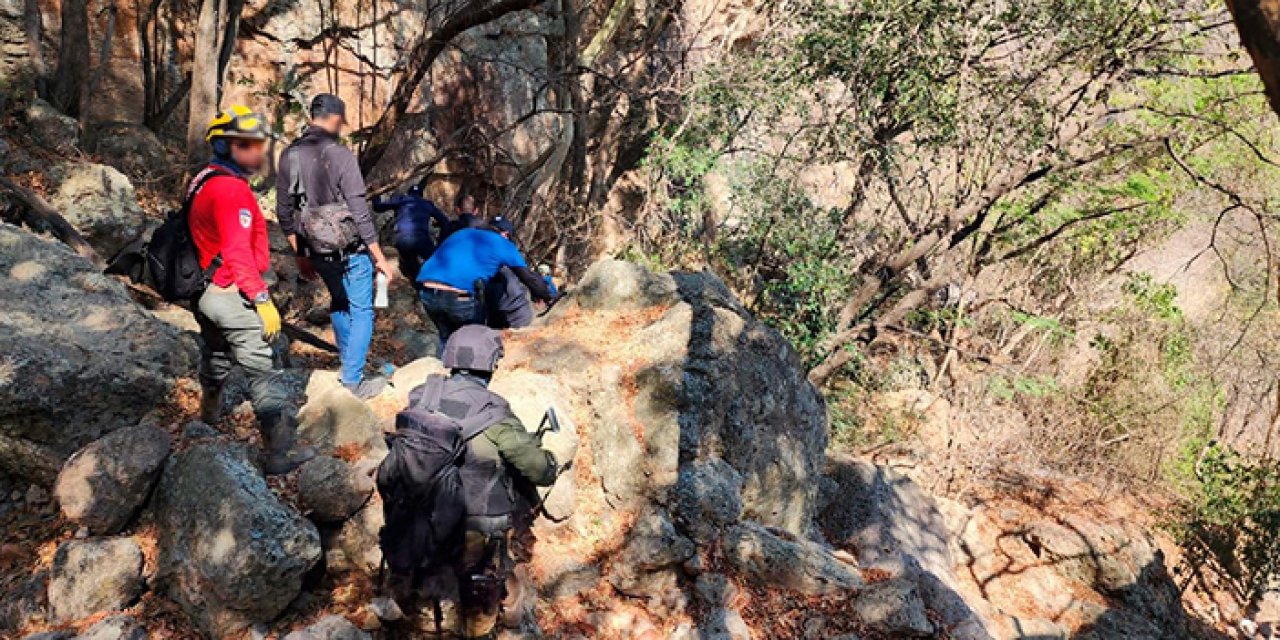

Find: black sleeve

[511,266,553,302]
[275,147,297,236]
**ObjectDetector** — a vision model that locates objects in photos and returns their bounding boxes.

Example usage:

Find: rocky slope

[0,216,1220,638]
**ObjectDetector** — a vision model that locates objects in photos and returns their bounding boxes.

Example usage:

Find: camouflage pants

[194,284,291,420]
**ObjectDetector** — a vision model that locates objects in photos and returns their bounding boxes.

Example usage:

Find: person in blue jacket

[373,184,450,282]
[418,222,555,350]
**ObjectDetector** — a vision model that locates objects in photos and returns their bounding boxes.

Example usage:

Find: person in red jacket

[190,105,316,475]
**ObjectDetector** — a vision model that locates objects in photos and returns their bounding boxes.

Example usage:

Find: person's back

[419,228,525,293]
[484,267,534,329]
[375,187,448,281]
[386,326,561,638]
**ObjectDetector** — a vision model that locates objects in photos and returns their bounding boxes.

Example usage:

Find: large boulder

[47,538,145,623]
[54,424,171,534]
[298,455,374,522]
[0,223,193,484]
[154,442,321,637]
[296,388,387,459]
[84,124,170,177]
[25,99,78,154]
[48,163,151,257]
[820,458,993,640]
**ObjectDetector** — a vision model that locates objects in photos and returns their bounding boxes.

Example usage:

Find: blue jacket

[418,228,554,302]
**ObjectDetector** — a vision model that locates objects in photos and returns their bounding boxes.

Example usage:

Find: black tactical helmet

[443,325,504,372]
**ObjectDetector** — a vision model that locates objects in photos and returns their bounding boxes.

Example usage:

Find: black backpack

[105,169,229,302]
[376,375,504,580]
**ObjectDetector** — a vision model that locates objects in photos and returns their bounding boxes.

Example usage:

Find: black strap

[185,168,232,278]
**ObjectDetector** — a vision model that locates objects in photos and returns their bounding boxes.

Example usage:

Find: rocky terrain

[0,203,1248,638]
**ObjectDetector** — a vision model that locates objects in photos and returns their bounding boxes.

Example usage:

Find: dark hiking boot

[344,375,388,400]
[199,382,225,424]
[258,412,317,475]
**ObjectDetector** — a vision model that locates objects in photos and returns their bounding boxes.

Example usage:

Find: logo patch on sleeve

[239,209,252,229]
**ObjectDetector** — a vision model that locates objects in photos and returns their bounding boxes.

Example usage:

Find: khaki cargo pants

[193,284,291,420]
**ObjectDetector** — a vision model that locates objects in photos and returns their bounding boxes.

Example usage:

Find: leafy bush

[1171,444,1280,604]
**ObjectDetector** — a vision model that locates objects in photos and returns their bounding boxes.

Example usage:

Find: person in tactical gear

[191,105,317,474]
[406,325,561,639]
[373,184,450,282]
[483,218,536,329]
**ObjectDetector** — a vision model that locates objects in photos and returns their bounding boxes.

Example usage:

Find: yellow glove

[255,300,282,340]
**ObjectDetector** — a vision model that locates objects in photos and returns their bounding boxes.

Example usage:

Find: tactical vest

[414,374,520,517]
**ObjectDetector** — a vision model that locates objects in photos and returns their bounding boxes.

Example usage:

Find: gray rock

[181,420,220,441]
[674,271,828,536]
[609,512,695,598]
[851,577,934,638]
[723,522,862,595]
[281,615,370,640]
[25,99,78,154]
[21,632,73,640]
[0,224,194,484]
[0,570,48,632]
[820,458,993,639]
[673,458,744,542]
[298,455,373,522]
[328,496,383,575]
[297,388,387,459]
[25,483,49,504]
[568,259,681,311]
[54,424,171,534]
[76,615,147,640]
[47,538,144,623]
[85,124,169,177]
[155,442,321,638]
[48,163,151,257]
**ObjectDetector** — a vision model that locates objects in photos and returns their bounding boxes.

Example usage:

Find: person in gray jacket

[277,94,395,399]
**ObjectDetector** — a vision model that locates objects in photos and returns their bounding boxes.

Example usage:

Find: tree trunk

[1227,0,1280,118]
[187,0,242,166]
[49,0,90,116]
[23,0,46,90]
[359,0,546,175]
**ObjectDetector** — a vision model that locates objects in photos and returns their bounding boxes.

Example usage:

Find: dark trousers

[420,288,485,354]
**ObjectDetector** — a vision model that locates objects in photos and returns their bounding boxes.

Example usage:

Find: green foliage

[988,374,1058,401]
[1171,444,1280,604]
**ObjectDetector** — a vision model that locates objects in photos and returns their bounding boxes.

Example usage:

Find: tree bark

[359,0,546,175]
[49,0,90,116]
[23,0,46,89]
[187,0,242,165]
[1227,0,1280,118]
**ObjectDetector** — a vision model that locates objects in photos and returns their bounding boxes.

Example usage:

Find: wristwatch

[252,291,271,305]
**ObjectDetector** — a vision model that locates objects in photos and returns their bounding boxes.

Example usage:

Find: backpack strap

[184,168,233,278]
[414,375,448,412]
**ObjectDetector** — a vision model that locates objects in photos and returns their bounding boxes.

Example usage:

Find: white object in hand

[374,272,389,308]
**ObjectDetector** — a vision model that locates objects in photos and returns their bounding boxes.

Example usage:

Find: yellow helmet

[205,105,271,142]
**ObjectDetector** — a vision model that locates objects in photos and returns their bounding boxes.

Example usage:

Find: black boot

[258,412,317,475]
[199,381,225,424]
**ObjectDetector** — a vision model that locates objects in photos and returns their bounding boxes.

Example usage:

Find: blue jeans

[420,288,484,355]
[317,252,376,385]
